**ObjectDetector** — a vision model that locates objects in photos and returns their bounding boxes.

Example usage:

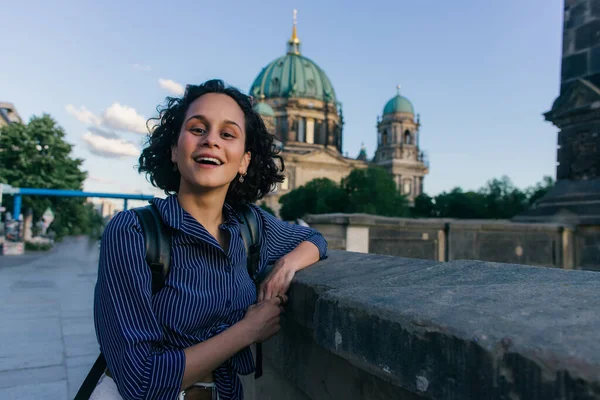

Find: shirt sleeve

[253,205,328,266]
[94,210,185,400]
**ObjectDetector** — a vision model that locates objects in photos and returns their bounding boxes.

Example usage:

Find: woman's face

[172,93,251,194]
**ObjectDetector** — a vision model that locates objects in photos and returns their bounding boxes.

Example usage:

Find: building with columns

[374,86,429,200]
[251,13,429,215]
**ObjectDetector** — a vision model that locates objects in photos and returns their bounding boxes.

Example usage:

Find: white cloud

[66,105,101,126]
[102,103,148,134]
[82,131,140,158]
[88,126,119,139]
[158,78,185,96]
[132,63,151,72]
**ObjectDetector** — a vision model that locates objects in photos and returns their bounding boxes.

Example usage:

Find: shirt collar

[150,194,240,231]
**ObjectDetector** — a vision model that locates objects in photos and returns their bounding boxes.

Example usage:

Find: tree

[279,166,410,220]
[526,175,554,207]
[279,178,346,221]
[412,193,436,217]
[342,167,409,217]
[411,175,558,219]
[0,114,102,240]
[433,188,487,218]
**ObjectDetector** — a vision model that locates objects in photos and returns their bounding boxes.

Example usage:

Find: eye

[190,127,206,135]
[222,131,236,139]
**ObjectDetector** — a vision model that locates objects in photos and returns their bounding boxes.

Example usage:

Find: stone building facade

[0,102,22,127]
[517,0,600,225]
[374,87,429,199]
[250,14,429,215]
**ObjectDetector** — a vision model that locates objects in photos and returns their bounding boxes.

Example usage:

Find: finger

[265,285,273,301]
[257,286,264,303]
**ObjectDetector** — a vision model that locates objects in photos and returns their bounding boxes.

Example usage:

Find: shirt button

[225,300,232,308]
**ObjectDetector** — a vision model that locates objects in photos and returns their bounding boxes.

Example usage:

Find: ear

[171,144,178,164]
[239,151,251,175]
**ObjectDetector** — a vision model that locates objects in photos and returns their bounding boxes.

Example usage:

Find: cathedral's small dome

[253,101,275,117]
[383,86,414,115]
[249,15,336,103]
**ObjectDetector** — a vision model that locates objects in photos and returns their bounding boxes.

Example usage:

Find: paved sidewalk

[0,236,100,400]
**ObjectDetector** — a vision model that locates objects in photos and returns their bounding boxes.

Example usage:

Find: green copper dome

[383,87,414,115]
[249,19,336,103]
[253,101,275,117]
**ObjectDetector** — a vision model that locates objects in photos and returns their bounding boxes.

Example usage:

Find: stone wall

[243,251,600,399]
[304,213,596,270]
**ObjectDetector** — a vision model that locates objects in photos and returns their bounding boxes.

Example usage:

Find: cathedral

[250,13,429,215]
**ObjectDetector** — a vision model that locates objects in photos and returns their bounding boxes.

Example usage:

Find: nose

[200,129,220,148]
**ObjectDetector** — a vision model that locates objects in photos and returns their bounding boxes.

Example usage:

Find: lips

[192,153,224,166]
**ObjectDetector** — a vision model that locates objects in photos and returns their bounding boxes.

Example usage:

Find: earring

[239,174,245,183]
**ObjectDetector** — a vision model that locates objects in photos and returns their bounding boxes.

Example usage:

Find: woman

[92,79,328,400]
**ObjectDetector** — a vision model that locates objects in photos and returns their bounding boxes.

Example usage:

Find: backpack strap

[132,204,172,294]
[237,204,261,285]
[74,204,171,399]
[236,203,266,379]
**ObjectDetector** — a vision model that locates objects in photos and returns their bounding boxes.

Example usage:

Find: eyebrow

[186,115,242,131]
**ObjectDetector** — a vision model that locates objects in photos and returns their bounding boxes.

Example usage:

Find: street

[0,236,100,399]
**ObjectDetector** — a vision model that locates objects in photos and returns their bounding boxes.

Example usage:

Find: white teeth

[197,157,222,165]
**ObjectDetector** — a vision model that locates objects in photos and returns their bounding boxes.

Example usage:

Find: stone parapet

[304,213,590,270]
[246,251,600,400]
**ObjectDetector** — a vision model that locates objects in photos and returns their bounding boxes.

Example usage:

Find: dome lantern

[287,9,301,55]
[249,10,337,102]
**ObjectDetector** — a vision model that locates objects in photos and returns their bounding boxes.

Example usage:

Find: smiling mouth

[193,156,223,166]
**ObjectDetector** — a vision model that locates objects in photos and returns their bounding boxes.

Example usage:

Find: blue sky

[1,0,563,201]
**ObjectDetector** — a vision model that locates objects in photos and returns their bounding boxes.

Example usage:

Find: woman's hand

[242,295,288,343]
[257,260,296,302]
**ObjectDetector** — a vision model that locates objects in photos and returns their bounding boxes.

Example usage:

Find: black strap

[132,204,172,294]
[236,204,265,379]
[73,353,108,400]
[237,204,261,284]
[74,204,171,399]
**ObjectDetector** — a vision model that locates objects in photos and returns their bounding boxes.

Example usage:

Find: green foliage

[342,167,409,217]
[25,241,53,251]
[0,114,104,239]
[279,167,409,220]
[526,176,555,207]
[279,178,346,220]
[280,168,555,221]
[411,193,435,218]
[412,175,555,219]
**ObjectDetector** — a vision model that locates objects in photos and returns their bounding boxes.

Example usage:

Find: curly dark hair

[138,79,284,206]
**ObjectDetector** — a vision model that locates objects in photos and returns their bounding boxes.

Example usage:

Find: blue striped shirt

[94,195,328,400]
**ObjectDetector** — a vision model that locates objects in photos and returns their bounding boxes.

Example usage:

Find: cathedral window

[405,130,412,145]
[272,77,280,91]
[297,118,305,142]
[382,130,389,145]
[403,180,412,195]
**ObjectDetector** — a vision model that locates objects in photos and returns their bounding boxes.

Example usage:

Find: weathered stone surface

[290,251,439,329]
[562,52,588,81]
[567,1,588,30]
[576,20,600,51]
[0,365,66,389]
[578,226,600,269]
[0,381,68,400]
[312,277,600,399]
[268,251,600,399]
